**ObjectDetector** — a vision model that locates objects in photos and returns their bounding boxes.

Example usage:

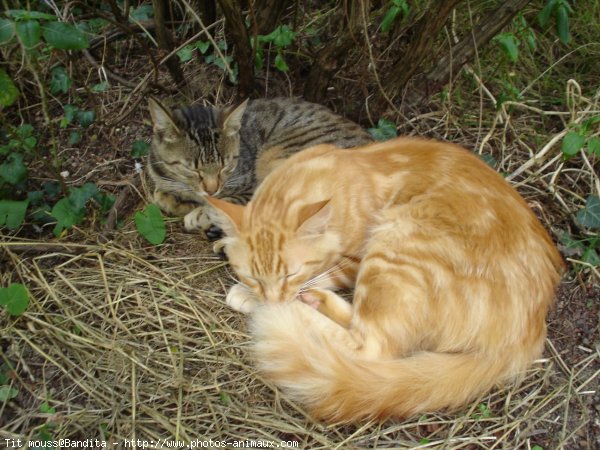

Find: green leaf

[177,44,195,62]
[561,131,585,157]
[91,81,108,93]
[0,152,28,185]
[68,131,82,145]
[0,385,18,401]
[495,33,519,62]
[15,19,41,49]
[219,391,231,405]
[274,52,289,72]
[7,10,57,21]
[62,104,78,128]
[0,200,29,229]
[556,4,570,44]
[587,137,600,156]
[531,446,544,450]
[49,66,72,94]
[68,183,98,210]
[40,402,56,414]
[129,4,154,21]
[135,204,166,245]
[0,18,15,44]
[538,0,558,27]
[0,69,19,107]
[76,110,95,128]
[51,197,85,236]
[131,140,150,158]
[368,118,398,141]
[0,283,29,316]
[582,247,600,266]
[42,21,89,50]
[261,25,296,48]
[575,195,600,229]
[381,5,401,33]
[196,40,210,54]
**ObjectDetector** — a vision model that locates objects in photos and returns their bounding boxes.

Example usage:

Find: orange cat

[206,137,564,422]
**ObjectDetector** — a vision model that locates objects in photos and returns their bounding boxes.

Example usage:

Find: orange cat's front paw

[300,292,322,309]
[226,283,259,313]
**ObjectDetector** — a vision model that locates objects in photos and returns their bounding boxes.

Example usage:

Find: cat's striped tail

[250,301,535,423]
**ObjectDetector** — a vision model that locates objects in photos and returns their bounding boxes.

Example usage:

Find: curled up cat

[146,97,372,234]
[205,137,565,422]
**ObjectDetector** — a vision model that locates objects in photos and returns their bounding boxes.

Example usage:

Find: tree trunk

[421,0,533,93]
[385,0,464,95]
[152,0,185,86]
[303,1,365,103]
[217,0,255,98]
[253,0,293,35]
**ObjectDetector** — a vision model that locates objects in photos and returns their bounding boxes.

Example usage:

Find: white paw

[226,283,259,313]
[183,206,211,232]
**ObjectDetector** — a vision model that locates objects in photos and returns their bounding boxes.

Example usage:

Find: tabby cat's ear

[296,200,331,236]
[148,97,180,134]
[205,196,245,237]
[221,99,249,137]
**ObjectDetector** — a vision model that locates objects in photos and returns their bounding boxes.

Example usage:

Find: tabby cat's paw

[183,206,212,232]
[226,283,259,313]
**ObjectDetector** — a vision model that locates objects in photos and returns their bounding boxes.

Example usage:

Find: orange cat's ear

[296,200,331,236]
[221,99,249,137]
[148,97,180,134]
[205,196,244,236]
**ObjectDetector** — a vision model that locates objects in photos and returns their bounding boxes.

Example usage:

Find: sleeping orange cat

[206,137,564,422]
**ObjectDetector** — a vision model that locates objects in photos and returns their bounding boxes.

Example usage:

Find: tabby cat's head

[206,196,342,304]
[148,98,248,196]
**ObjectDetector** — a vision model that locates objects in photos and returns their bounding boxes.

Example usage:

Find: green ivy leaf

[368,118,398,141]
[131,140,150,158]
[575,195,600,229]
[0,68,20,107]
[42,21,89,50]
[0,385,19,401]
[91,81,108,93]
[0,18,15,44]
[0,152,28,185]
[129,4,154,21]
[587,137,600,156]
[134,204,166,245]
[68,183,98,210]
[582,247,600,266]
[196,40,210,54]
[561,131,586,157]
[68,131,82,145]
[261,25,296,48]
[177,44,195,62]
[495,33,519,62]
[0,200,29,229]
[40,402,56,414]
[7,10,57,21]
[49,66,72,94]
[51,197,85,236]
[76,110,95,128]
[274,52,289,72]
[15,19,41,49]
[556,3,570,44]
[0,283,29,316]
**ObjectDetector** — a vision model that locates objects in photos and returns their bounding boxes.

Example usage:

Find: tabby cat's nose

[202,179,219,195]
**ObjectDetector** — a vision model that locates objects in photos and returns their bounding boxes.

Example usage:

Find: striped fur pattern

[206,137,565,422]
[147,97,372,231]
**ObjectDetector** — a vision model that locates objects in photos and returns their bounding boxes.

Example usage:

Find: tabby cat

[205,137,564,422]
[147,97,372,232]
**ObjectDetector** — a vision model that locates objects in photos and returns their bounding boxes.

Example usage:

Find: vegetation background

[0,0,598,448]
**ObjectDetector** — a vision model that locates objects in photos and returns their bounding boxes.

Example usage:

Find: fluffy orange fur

[206,137,564,422]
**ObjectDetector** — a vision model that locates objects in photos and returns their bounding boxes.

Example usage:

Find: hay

[0,224,596,448]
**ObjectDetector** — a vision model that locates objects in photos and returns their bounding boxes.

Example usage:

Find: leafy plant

[381,0,410,33]
[254,25,297,73]
[368,118,398,141]
[560,116,600,159]
[0,283,29,316]
[538,0,573,44]
[135,204,166,245]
